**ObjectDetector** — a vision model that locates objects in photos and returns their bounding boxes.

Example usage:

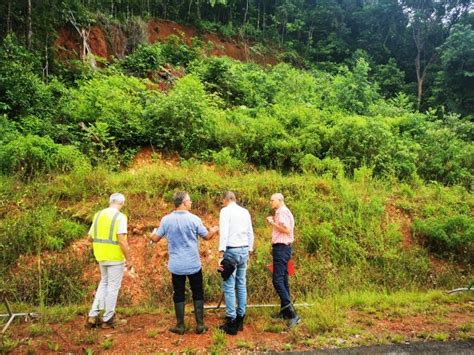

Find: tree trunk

[43,35,49,81]
[6,0,12,34]
[27,0,33,49]
[243,0,249,29]
[188,0,193,20]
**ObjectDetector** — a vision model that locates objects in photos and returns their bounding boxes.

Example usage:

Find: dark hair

[173,191,189,207]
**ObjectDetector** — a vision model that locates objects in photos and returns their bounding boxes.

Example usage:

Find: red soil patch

[88,26,109,59]
[370,304,474,336]
[55,19,277,65]
[10,302,474,353]
[384,200,413,249]
[129,148,181,170]
[148,19,197,43]
[54,27,81,60]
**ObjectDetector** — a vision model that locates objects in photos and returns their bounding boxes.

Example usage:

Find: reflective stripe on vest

[92,211,121,245]
[91,208,125,262]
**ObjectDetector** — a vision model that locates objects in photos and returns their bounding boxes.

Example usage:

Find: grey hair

[173,191,189,207]
[224,191,236,201]
[271,193,284,202]
[109,192,125,205]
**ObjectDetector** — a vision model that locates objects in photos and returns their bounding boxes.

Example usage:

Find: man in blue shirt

[149,191,218,335]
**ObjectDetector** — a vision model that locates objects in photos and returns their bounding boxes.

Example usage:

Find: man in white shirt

[217,191,254,335]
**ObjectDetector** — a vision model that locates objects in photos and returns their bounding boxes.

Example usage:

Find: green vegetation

[0,159,472,305]
[0,2,472,351]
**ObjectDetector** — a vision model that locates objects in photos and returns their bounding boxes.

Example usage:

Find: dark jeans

[272,244,292,308]
[171,269,204,303]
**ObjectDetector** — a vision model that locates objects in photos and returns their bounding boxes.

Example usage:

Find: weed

[47,341,60,351]
[101,338,113,350]
[302,299,344,335]
[432,332,449,341]
[0,336,19,352]
[209,328,226,354]
[147,329,159,338]
[78,331,98,345]
[263,322,286,333]
[236,340,254,349]
[28,323,53,337]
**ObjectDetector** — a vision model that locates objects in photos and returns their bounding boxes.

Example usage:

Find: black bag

[218,256,237,281]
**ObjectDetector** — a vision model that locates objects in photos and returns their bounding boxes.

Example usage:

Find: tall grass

[0,160,472,305]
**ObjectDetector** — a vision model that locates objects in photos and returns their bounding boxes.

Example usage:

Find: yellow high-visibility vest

[91,208,127,262]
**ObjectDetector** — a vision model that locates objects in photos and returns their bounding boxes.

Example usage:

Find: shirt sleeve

[218,208,230,252]
[246,211,254,252]
[277,209,292,230]
[117,214,128,235]
[196,217,209,238]
[156,217,167,237]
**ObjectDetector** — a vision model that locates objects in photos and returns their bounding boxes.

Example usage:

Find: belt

[227,245,249,249]
[272,243,291,247]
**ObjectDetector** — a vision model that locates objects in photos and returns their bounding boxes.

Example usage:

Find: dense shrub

[5,253,90,305]
[0,206,87,269]
[147,74,216,154]
[61,73,153,149]
[412,215,474,262]
[0,135,87,180]
[120,42,165,76]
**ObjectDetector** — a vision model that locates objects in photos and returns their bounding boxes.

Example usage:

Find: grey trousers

[88,262,125,322]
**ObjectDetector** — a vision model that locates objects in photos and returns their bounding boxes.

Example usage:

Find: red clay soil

[54,19,277,65]
[54,27,82,60]
[10,301,474,353]
[148,19,197,43]
[88,26,109,59]
[384,200,414,249]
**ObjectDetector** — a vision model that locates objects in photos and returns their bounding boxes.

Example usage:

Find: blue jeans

[272,244,292,308]
[223,247,249,319]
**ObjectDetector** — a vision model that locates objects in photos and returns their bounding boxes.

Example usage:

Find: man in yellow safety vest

[87,192,132,329]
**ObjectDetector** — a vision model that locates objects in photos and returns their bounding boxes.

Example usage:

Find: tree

[432,23,474,116]
[401,0,471,110]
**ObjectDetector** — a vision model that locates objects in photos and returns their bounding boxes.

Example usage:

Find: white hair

[109,192,125,205]
[271,193,284,202]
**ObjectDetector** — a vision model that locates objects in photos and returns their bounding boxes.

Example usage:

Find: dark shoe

[86,316,101,329]
[100,315,115,329]
[235,314,245,332]
[193,300,208,334]
[169,302,185,335]
[286,304,301,329]
[219,316,237,335]
[271,310,286,319]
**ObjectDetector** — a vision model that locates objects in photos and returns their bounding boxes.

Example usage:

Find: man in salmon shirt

[266,193,301,328]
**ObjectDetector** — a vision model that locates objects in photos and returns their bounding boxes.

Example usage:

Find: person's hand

[125,261,133,271]
[266,216,274,225]
[218,258,224,272]
[210,225,219,234]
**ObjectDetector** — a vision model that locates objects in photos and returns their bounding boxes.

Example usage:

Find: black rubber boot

[271,309,286,319]
[169,302,185,335]
[235,314,245,332]
[286,304,301,328]
[193,300,208,334]
[219,316,237,335]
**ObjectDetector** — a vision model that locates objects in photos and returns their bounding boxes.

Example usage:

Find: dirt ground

[5,299,472,353]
